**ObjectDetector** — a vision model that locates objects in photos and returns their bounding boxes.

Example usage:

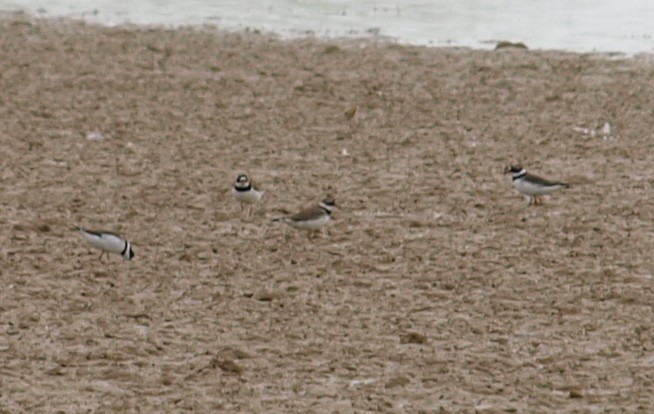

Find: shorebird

[73,227,135,261]
[272,196,336,239]
[232,174,263,217]
[504,165,569,205]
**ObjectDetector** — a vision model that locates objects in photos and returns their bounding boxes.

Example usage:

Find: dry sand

[1,16,654,413]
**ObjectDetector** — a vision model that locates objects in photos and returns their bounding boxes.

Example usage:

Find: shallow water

[1,0,653,54]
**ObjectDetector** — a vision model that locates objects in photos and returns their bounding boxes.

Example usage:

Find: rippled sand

[1,16,653,412]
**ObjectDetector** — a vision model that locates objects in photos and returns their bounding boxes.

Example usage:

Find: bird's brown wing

[78,228,125,238]
[289,205,325,222]
[526,173,568,187]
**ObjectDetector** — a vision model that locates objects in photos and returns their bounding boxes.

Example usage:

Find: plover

[233,174,263,217]
[504,165,569,205]
[272,196,336,238]
[74,227,135,261]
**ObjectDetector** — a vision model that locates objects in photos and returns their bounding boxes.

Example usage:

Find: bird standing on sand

[233,174,263,217]
[504,165,569,205]
[272,196,336,239]
[73,227,135,261]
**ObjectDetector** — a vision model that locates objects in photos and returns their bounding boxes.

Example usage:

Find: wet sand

[1,16,654,412]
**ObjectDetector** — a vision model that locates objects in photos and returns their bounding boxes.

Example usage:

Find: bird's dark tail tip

[71,226,83,232]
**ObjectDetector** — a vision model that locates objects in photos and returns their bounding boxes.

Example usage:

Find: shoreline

[1,10,652,58]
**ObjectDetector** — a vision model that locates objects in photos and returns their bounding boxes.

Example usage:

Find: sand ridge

[1,17,654,412]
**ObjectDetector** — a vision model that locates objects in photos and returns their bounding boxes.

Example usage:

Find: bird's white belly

[233,189,262,205]
[288,215,330,230]
[514,179,562,196]
[84,233,125,254]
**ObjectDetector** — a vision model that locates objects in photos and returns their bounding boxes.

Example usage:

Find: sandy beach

[1,16,654,412]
